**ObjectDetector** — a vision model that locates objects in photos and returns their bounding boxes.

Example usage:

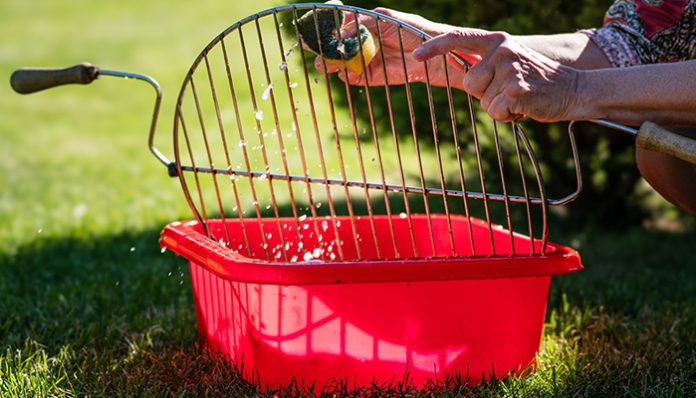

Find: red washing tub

[160,214,582,390]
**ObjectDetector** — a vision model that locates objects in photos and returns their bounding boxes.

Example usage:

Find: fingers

[341,8,381,37]
[314,56,341,74]
[412,29,506,61]
[463,58,495,98]
[486,94,516,122]
[448,50,482,69]
[314,54,389,86]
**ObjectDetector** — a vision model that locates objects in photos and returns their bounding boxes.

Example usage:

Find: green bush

[291,0,643,223]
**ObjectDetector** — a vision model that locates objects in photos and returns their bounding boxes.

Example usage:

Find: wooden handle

[10,63,100,94]
[636,121,696,165]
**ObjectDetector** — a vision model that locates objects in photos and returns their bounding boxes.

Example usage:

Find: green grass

[2,0,696,396]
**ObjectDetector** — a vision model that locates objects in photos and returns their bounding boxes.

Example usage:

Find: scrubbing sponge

[297,1,377,74]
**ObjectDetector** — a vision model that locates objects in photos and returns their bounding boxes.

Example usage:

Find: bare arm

[576,60,696,126]
[514,33,612,70]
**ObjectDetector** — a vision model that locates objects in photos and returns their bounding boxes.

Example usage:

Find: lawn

[1,0,695,397]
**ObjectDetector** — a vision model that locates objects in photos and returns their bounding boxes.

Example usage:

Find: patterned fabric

[583,0,696,67]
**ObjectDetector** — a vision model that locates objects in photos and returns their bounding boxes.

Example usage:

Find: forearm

[574,60,696,126]
[514,32,611,69]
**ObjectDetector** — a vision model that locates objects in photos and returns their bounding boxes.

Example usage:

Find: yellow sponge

[297,1,378,74]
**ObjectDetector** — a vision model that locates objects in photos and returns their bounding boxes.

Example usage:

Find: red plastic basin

[160,214,582,390]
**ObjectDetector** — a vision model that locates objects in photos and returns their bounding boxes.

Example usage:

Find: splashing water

[254,110,264,121]
[261,84,273,100]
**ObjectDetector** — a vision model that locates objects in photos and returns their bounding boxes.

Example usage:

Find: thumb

[412,29,502,61]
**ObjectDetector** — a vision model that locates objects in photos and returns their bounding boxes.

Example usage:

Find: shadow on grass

[1,213,695,396]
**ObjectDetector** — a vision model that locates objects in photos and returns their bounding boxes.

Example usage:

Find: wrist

[569,69,605,120]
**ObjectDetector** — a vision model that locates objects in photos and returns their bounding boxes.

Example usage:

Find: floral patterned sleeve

[583,0,696,67]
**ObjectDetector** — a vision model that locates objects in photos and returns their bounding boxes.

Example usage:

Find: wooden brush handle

[10,63,100,94]
[636,121,696,165]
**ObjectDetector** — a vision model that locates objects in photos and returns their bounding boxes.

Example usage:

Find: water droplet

[291,255,298,262]
[321,221,329,231]
[278,62,288,72]
[238,139,248,147]
[168,271,172,277]
[285,48,294,57]
[315,202,322,209]
[330,253,336,260]
[254,109,264,121]
[37,228,43,234]
[73,203,88,218]
[312,248,321,257]
[303,252,313,261]
[130,247,136,252]
[400,212,407,219]
[161,247,167,253]
[303,224,309,230]
[313,77,320,84]
[299,214,307,222]
[261,83,273,100]
[290,82,298,88]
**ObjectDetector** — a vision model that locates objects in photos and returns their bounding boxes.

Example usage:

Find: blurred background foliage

[293,0,651,225]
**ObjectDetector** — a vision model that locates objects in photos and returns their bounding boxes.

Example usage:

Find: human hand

[412,29,583,122]
[314,8,478,89]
